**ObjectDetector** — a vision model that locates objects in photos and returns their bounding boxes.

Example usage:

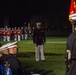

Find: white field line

[46,41,66,43]
[21,41,66,44]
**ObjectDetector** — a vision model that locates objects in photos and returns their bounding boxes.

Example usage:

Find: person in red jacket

[17,27,21,41]
[3,28,6,41]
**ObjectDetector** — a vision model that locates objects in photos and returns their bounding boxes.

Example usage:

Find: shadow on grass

[32,68,55,75]
[17,52,64,58]
[24,67,55,75]
[18,52,59,75]
[17,52,35,58]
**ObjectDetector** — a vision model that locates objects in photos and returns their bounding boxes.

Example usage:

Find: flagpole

[71,21,75,32]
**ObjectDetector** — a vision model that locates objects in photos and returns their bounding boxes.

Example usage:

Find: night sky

[0,0,70,27]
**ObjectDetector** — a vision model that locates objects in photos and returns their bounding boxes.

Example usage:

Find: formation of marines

[0,26,33,41]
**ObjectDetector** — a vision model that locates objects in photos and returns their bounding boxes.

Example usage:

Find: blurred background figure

[21,27,24,40]
[5,28,11,42]
[17,27,21,41]
[13,27,17,41]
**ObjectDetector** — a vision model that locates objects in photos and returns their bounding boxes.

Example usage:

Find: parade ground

[1,37,67,75]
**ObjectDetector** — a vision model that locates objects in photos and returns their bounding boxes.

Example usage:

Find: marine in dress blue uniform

[33,22,46,61]
[66,27,76,75]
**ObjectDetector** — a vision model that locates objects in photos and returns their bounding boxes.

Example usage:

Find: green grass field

[1,37,67,75]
